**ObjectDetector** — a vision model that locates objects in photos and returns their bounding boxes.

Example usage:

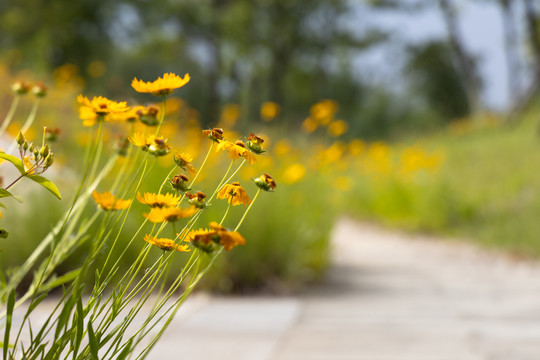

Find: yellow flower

[174,152,197,174]
[131,73,190,96]
[144,206,198,223]
[328,120,349,137]
[302,117,318,133]
[128,133,171,156]
[260,101,280,121]
[182,228,214,243]
[92,190,132,211]
[281,163,306,184]
[217,140,257,164]
[246,133,265,154]
[217,182,251,206]
[310,99,338,125]
[108,105,144,123]
[144,234,190,252]
[129,132,154,148]
[209,222,246,251]
[220,103,240,127]
[136,192,180,208]
[77,95,129,126]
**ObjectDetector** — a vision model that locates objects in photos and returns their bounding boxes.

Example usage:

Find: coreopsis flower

[246,133,265,154]
[77,95,129,126]
[136,192,180,208]
[217,182,251,206]
[202,128,224,142]
[136,105,160,126]
[144,234,190,252]
[92,191,132,211]
[260,101,280,121]
[128,133,171,156]
[144,206,197,223]
[185,191,207,208]
[174,152,197,174]
[183,228,218,253]
[11,80,30,95]
[170,174,191,192]
[253,173,277,192]
[131,73,190,96]
[108,105,144,123]
[217,140,256,164]
[209,222,246,251]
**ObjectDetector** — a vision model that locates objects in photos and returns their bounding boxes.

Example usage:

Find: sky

[349,1,525,110]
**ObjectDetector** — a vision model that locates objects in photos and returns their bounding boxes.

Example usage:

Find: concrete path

[149,218,540,360]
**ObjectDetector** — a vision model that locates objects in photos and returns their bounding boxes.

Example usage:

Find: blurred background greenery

[2,0,540,293]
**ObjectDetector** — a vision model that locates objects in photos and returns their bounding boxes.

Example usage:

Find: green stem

[0,95,20,137]
[154,95,167,136]
[235,188,261,231]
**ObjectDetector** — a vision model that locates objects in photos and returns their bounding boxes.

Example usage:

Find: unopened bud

[0,228,8,239]
[32,82,47,98]
[16,132,25,145]
[40,144,49,158]
[253,173,277,192]
[11,80,29,95]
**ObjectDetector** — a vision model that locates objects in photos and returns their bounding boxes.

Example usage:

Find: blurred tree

[437,0,482,114]
[405,40,471,120]
[0,0,115,73]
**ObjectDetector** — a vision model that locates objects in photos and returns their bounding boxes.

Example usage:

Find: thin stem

[154,95,167,136]
[0,95,20,137]
[235,188,261,231]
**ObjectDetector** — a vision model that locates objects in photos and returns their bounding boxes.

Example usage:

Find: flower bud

[253,173,277,192]
[170,174,191,192]
[45,153,54,168]
[45,127,60,142]
[137,106,160,126]
[202,128,224,142]
[246,133,265,154]
[0,228,8,239]
[148,138,171,156]
[22,141,29,151]
[11,80,29,95]
[185,191,207,208]
[32,82,47,98]
[16,132,25,145]
[40,144,49,158]
[114,137,130,156]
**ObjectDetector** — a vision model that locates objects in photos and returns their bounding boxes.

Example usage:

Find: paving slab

[149,218,540,359]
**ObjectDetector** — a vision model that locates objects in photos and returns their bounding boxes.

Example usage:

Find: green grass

[345,113,540,257]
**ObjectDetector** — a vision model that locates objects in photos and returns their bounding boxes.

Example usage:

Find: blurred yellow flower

[220,103,240,127]
[92,191,131,211]
[132,72,190,96]
[302,117,318,133]
[348,139,365,156]
[217,140,257,164]
[273,140,292,158]
[144,206,198,223]
[310,99,338,125]
[136,192,180,208]
[281,163,306,184]
[87,60,106,78]
[144,234,190,252]
[328,120,349,137]
[218,182,252,206]
[77,95,129,125]
[260,101,280,121]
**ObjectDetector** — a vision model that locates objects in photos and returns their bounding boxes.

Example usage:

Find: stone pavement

[149,218,540,360]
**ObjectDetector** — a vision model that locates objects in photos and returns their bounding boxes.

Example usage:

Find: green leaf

[0,188,22,203]
[87,321,99,360]
[41,269,80,293]
[116,339,133,360]
[26,174,61,200]
[0,152,24,174]
[26,292,48,316]
[3,289,15,360]
[72,297,84,359]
